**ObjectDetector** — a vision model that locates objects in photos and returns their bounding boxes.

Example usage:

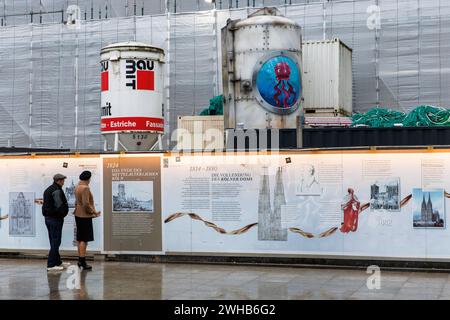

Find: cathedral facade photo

[413,189,445,228]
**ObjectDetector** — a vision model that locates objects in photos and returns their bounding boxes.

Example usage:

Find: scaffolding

[0,0,448,150]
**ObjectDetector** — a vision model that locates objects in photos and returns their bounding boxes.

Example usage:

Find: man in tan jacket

[74,170,101,270]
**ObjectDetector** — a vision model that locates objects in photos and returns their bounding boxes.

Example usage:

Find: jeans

[45,216,64,268]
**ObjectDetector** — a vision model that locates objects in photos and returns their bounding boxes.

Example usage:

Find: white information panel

[162,152,450,259]
[0,156,103,251]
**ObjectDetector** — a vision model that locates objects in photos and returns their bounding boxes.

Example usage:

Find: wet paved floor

[1,258,450,299]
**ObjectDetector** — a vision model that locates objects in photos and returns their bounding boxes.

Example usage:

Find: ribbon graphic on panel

[165,190,436,239]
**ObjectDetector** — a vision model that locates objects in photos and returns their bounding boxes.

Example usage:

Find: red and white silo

[100,42,165,151]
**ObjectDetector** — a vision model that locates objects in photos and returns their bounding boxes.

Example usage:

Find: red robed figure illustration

[340,188,360,233]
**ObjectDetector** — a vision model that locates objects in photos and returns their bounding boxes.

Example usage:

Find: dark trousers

[45,217,64,268]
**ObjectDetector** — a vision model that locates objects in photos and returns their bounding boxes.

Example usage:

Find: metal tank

[100,42,165,151]
[222,7,302,130]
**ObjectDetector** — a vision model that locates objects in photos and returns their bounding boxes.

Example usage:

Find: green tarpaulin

[199,95,224,116]
[351,106,450,127]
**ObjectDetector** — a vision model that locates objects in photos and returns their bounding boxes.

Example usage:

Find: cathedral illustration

[258,167,288,241]
[113,183,153,212]
[9,192,35,236]
[65,180,76,208]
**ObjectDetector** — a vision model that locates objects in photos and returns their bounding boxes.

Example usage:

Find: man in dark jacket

[43,173,70,271]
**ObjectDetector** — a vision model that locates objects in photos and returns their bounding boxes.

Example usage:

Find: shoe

[47,266,64,272]
[77,262,92,271]
[77,257,92,271]
[58,262,71,268]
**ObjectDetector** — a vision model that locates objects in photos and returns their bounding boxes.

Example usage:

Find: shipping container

[302,38,353,116]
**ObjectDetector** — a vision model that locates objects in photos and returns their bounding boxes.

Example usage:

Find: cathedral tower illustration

[258,166,288,241]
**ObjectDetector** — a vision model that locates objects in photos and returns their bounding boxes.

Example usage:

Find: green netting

[199,95,224,116]
[351,106,450,127]
[351,108,405,127]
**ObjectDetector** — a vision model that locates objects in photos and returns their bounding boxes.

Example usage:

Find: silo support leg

[118,139,128,152]
[158,134,163,150]
[150,134,163,151]
[114,133,119,151]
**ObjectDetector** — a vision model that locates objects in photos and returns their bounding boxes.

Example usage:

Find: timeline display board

[4,150,450,261]
[0,156,103,251]
[162,151,450,260]
[103,155,162,253]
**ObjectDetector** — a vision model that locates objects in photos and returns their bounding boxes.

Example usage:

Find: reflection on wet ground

[0,258,450,300]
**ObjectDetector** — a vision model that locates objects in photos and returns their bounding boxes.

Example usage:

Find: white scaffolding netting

[0,1,449,149]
